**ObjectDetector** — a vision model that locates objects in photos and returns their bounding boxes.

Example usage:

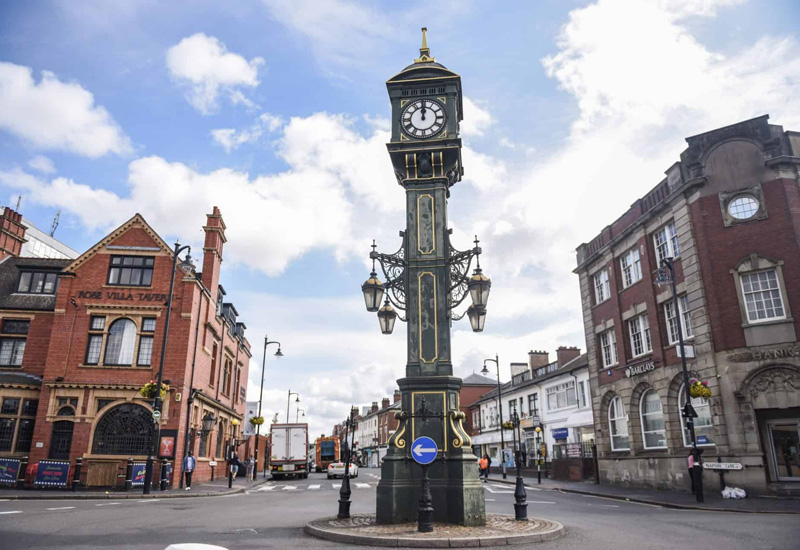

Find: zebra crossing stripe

[355,483,371,488]
[257,485,277,491]
[332,483,341,489]
[0,511,22,515]
[282,486,297,490]
[309,484,321,490]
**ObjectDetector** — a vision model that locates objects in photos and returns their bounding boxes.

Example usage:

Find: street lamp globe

[231,418,239,427]
[377,301,397,335]
[295,395,300,403]
[178,252,196,275]
[361,273,385,312]
[481,364,490,375]
[274,347,284,357]
[467,304,487,332]
[468,268,491,308]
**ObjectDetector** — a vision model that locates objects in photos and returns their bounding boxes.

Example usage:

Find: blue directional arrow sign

[411,436,438,465]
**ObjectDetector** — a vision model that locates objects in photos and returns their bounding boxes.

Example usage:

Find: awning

[564,408,594,429]
[471,430,514,445]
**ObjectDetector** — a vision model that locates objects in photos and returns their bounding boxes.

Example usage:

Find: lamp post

[144,241,194,495]
[655,257,704,503]
[338,408,356,519]
[534,426,542,484]
[255,336,283,479]
[286,391,299,423]
[228,418,240,489]
[482,354,506,479]
[296,408,306,423]
[510,403,527,521]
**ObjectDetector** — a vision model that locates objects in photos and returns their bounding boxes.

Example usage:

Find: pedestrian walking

[486,454,492,480]
[478,455,489,482]
[229,451,240,481]
[183,451,196,490]
[688,453,696,493]
[246,457,255,481]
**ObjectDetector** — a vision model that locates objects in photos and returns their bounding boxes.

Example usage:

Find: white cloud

[166,33,264,114]
[211,113,284,152]
[0,112,401,276]
[28,155,56,174]
[0,62,131,158]
[460,97,495,137]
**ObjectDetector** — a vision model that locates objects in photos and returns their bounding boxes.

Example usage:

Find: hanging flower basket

[502,421,514,430]
[249,416,265,426]
[689,379,712,399]
[139,380,169,399]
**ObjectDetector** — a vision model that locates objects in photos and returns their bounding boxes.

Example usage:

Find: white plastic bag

[721,486,747,499]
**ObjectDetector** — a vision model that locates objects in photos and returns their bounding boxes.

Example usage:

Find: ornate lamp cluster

[361,236,492,334]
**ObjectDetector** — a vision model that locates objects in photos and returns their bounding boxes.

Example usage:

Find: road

[1,469,797,550]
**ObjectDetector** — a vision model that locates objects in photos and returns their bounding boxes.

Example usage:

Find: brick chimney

[529,350,549,370]
[0,207,26,259]
[393,390,401,403]
[556,346,581,367]
[201,206,227,296]
[382,398,390,410]
[371,401,379,414]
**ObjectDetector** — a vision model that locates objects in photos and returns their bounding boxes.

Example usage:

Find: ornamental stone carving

[749,368,800,400]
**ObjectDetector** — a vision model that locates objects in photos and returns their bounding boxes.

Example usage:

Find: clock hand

[421,105,426,121]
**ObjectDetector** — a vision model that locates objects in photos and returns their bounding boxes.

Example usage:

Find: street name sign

[703,462,743,471]
[411,436,437,465]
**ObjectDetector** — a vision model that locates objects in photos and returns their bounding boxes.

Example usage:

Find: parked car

[327,461,358,479]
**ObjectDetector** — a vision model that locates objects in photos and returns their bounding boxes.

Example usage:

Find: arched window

[104,319,137,365]
[608,396,629,451]
[678,384,714,446]
[91,403,154,455]
[640,390,666,449]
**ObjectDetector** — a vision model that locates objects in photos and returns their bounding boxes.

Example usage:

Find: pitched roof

[462,372,497,386]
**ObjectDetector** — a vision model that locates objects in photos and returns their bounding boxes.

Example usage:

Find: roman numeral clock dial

[401,99,446,139]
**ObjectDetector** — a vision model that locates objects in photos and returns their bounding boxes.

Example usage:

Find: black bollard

[592,443,600,485]
[513,452,528,521]
[160,459,168,491]
[72,458,82,491]
[417,463,434,533]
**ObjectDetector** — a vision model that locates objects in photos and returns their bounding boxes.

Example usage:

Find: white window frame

[678,385,714,447]
[639,390,667,450]
[599,329,618,368]
[546,381,577,412]
[608,396,629,451]
[577,381,588,408]
[664,295,694,345]
[653,221,680,264]
[620,248,642,288]
[739,269,786,323]
[628,313,652,358]
[593,269,610,304]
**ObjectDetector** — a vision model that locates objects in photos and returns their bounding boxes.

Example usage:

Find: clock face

[401,99,446,139]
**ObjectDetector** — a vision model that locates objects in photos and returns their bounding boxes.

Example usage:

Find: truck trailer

[314,436,340,472]
[270,423,309,480]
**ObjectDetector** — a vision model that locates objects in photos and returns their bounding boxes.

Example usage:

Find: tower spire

[414,27,435,63]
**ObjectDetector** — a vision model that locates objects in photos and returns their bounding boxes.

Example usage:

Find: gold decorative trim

[416,194,435,255]
[417,272,438,364]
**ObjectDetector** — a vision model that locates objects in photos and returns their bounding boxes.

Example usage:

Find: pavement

[0,475,269,500]
[486,472,800,513]
[1,469,799,550]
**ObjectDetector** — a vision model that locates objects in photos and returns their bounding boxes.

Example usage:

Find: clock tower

[375,29,486,527]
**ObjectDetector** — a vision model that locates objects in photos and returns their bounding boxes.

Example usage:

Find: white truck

[270,423,309,480]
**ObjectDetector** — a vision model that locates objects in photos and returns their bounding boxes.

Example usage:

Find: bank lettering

[625,361,656,378]
[77,290,168,302]
[728,346,800,363]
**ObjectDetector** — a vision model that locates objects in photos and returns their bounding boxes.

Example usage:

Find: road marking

[96,503,120,506]
[332,483,341,489]
[484,486,513,494]
[527,501,556,504]
[369,474,379,479]
[46,506,75,511]
[355,483,371,489]
[0,511,22,515]
[257,485,277,491]
[590,504,620,508]
[485,499,496,502]
[282,485,298,491]
[308,484,321,490]
[136,499,160,503]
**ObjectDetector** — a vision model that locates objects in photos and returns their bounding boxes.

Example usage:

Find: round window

[728,195,759,220]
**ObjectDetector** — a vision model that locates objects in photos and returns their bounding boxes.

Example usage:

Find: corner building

[0,207,251,487]
[575,116,800,495]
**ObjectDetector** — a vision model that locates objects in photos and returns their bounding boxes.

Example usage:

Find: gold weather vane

[414,27,435,63]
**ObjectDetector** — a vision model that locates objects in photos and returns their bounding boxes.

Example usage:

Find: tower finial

[414,27,435,64]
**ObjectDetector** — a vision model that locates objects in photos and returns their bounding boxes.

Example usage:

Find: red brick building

[0,206,251,487]
[575,116,800,495]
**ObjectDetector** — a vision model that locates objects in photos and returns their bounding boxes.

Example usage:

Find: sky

[0,0,799,439]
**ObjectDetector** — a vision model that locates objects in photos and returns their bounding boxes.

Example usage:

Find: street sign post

[410,436,438,533]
